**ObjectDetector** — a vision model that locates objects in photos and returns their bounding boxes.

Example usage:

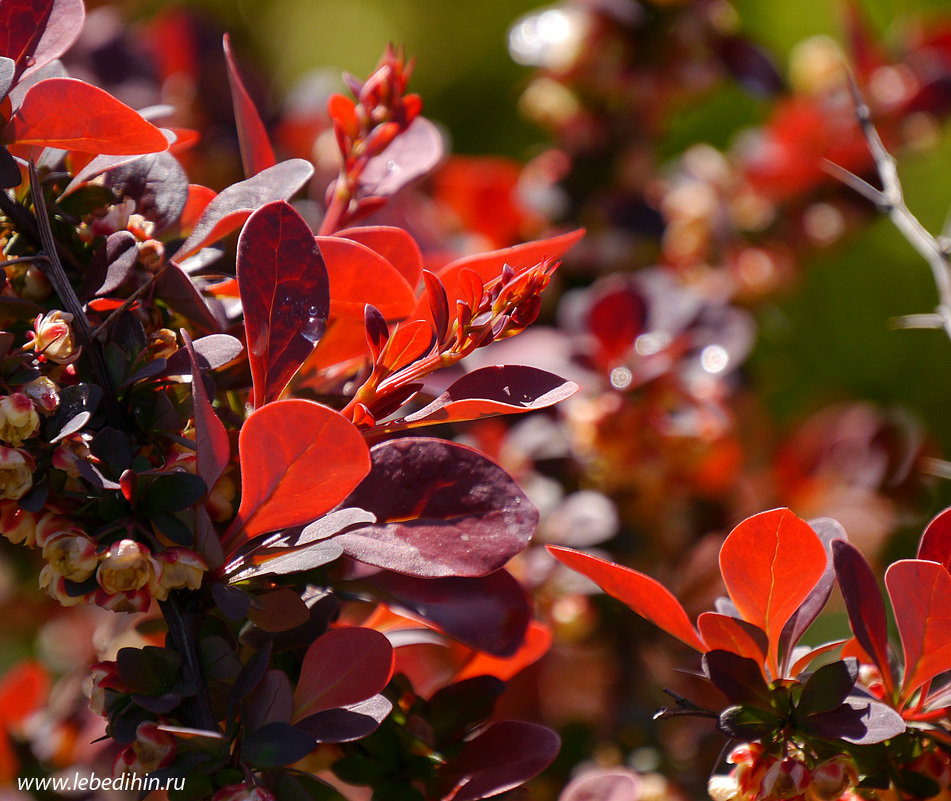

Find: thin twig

[831,77,951,343]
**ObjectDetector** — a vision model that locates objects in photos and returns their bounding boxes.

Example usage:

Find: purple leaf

[182,330,230,489]
[80,230,138,300]
[223,33,276,178]
[155,261,220,333]
[244,669,293,731]
[360,116,443,197]
[0,0,83,81]
[804,697,905,745]
[238,200,329,408]
[172,158,314,260]
[558,768,642,801]
[104,151,188,234]
[716,35,785,96]
[335,438,538,578]
[295,694,392,743]
[402,365,579,428]
[360,568,530,656]
[228,540,344,581]
[164,334,243,376]
[437,721,560,801]
[832,540,894,695]
[779,518,848,673]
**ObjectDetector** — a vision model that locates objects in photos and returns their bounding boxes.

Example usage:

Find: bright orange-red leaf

[886,559,951,703]
[719,508,826,676]
[454,621,552,683]
[179,184,216,235]
[8,78,168,154]
[0,661,48,726]
[316,235,416,320]
[227,399,370,550]
[547,546,705,651]
[338,225,423,289]
[697,613,768,676]
[379,319,433,374]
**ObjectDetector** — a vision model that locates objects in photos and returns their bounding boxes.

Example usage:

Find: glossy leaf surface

[238,201,329,407]
[7,78,168,154]
[0,0,83,80]
[173,158,314,260]
[719,508,825,674]
[547,546,705,651]
[292,627,394,722]
[336,438,537,577]
[230,399,370,547]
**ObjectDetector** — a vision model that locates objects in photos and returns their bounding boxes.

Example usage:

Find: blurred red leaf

[6,78,168,154]
[719,508,825,675]
[400,365,578,428]
[238,201,329,407]
[547,546,705,651]
[454,621,552,681]
[438,720,560,801]
[336,438,538,578]
[292,627,394,722]
[338,225,423,288]
[227,399,370,549]
[0,661,48,726]
[223,33,276,178]
[172,158,314,260]
[316,235,415,320]
[918,506,951,572]
[885,559,951,702]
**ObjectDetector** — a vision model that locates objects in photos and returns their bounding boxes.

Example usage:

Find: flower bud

[39,565,88,607]
[35,514,85,550]
[150,548,206,600]
[33,310,81,364]
[0,393,40,444]
[22,376,59,413]
[131,721,176,772]
[93,586,151,614]
[759,758,810,801]
[808,757,857,801]
[88,661,122,716]
[51,434,93,480]
[97,539,154,594]
[212,784,277,801]
[43,532,99,582]
[0,446,33,500]
[0,500,37,546]
[708,775,743,801]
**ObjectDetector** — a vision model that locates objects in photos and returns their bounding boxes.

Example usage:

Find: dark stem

[160,591,219,734]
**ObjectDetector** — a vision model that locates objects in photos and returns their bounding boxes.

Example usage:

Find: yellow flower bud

[97,539,154,594]
[33,310,81,364]
[150,548,206,600]
[0,393,40,444]
[43,532,99,582]
[0,499,37,546]
[0,446,34,500]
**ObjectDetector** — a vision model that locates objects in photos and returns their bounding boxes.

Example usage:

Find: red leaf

[719,508,826,675]
[378,319,433,373]
[223,33,276,178]
[292,627,394,722]
[411,229,585,324]
[832,540,894,696]
[918,506,951,571]
[315,235,415,320]
[180,184,216,235]
[438,721,560,801]
[885,559,951,702]
[454,621,552,682]
[238,201,329,407]
[338,225,423,289]
[0,661,48,726]
[182,331,230,490]
[0,0,83,80]
[360,116,444,197]
[172,158,314,260]
[335,438,537,578]
[696,612,768,670]
[7,78,169,154]
[400,365,578,428]
[227,399,370,550]
[547,546,705,651]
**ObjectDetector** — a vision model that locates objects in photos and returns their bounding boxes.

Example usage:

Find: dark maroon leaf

[104,152,188,234]
[295,695,392,743]
[796,658,858,717]
[423,269,450,344]
[360,569,530,656]
[212,583,251,620]
[426,676,505,749]
[779,518,848,672]
[238,200,329,408]
[832,540,894,694]
[401,366,579,428]
[717,705,778,741]
[173,158,314,260]
[240,588,338,652]
[244,669,293,731]
[803,697,905,745]
[703,650,773,708]
[918,506,951,571]
[0,145,20,189]
[248,588,311,633]
[80,231,138,300]
[336,438,538,578]
[155,261,220,333]
[360,116,443,197]
[241,722,316,767]
[196,505,224,571]
[716,35,785,96]
[437,721,560,801]
[227,642,272,724]
[182,330,230,489]
[0,0,83,81]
